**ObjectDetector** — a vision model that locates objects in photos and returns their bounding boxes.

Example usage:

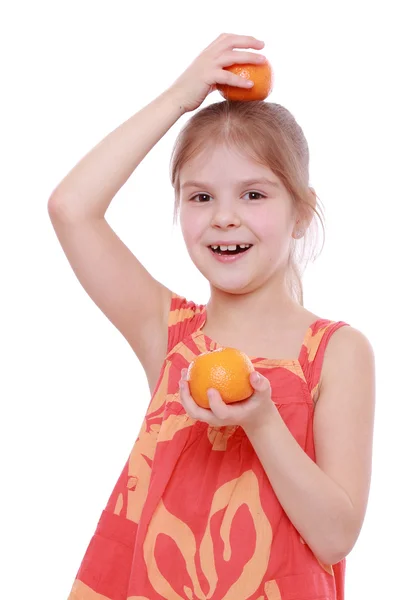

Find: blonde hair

[170,100,325,306]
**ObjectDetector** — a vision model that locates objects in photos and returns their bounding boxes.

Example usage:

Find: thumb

[250,370,270,392]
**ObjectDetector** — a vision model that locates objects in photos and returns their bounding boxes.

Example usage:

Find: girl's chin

[192,256,260,294]
[207,275,258,295]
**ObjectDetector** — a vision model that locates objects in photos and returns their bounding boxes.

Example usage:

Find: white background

[1,1,399,598]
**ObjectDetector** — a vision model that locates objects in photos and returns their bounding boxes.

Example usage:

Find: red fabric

[68,293,349,600]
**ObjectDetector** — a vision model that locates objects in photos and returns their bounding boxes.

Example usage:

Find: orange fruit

[187,347,255,409]
[217,60,273,102]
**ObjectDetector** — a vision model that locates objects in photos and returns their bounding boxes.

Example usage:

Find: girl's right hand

[168,33,266,113]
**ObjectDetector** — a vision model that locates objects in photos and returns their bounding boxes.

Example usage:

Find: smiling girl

[49,33,375,600]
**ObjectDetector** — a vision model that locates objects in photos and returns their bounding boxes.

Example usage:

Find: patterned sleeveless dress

[68,293,349,600]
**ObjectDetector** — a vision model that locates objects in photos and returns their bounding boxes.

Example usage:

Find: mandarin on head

[217,60,273,102]
[186,347,255,409]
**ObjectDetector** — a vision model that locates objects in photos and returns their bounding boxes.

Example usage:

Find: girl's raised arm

[48,90,185,391]
[47,34,265,390]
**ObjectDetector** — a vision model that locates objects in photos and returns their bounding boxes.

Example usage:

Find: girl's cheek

[181,212,208,240]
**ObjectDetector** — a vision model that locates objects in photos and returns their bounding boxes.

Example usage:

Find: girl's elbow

[314,537,355,566]
[314,512,361,565]
[316,548,348,566]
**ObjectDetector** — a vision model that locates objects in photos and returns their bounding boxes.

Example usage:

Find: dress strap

[299,319,350,403]
[167,293,206,354]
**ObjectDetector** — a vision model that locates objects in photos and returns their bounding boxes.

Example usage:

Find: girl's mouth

[208,244,253,262]
[210,244,252,255]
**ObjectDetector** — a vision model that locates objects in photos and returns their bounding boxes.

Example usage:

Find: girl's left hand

[179,368,275,434]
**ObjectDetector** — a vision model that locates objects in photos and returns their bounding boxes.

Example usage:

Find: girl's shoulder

[318,324,375,388]
[303,321,373,405]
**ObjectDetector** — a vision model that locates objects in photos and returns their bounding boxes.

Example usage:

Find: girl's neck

[205,281,302,337]
[201,280,318,361]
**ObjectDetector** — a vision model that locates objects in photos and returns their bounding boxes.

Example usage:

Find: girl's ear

[293,187,317,237]
[303,187,318,229]
[309,187,317,208]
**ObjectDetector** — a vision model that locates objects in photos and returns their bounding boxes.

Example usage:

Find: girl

[49,33,375,600]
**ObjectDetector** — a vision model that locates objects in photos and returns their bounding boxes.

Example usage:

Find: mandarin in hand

[217,60,273,102]
[187,347,255,409]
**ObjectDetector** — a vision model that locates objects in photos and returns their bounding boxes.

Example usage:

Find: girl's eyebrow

[180,177,280,190]
[240,177,281,189]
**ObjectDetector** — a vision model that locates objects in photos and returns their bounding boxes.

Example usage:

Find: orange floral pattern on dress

[67,293,349,600]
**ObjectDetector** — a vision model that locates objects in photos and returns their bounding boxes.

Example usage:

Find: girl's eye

[244,191,265,200]
[189,191,265,202]
[191,193,211,202]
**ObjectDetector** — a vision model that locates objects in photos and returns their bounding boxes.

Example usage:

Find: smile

[209,244,252,255]
[208,244,253,263]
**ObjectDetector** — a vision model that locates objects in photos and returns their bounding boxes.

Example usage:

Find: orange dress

[68,293,349,600]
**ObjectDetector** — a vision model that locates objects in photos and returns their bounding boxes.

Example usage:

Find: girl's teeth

[209,244,251,252]
[211,244,251,252]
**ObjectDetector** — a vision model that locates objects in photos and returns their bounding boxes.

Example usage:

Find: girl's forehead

[180,143,278,184]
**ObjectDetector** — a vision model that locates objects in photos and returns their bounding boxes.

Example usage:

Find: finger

[179,379,213,423]
[215,70,255,89]
[219,51,267,67]
[207,389,229,421]
[179,379,197,415]
[250,371,271,393]
[216,33,265,51]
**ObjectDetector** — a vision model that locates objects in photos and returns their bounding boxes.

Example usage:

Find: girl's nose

[210,205,241,229]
